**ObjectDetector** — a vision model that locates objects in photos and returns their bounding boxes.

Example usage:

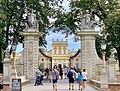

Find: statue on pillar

[4,48,10,58]
[110,48,117,58]
[27,10,39,29]
[23,9,39,31]
[81,11,94,30]
[81,14,93,30]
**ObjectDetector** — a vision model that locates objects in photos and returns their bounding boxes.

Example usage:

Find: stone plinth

[108,57,117,83]
[2,58,12,85]
[99,66,110,91]
[20,31,43,81]
[77,30,100,79]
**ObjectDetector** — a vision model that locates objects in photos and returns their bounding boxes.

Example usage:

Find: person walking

[67,67,76,90]
[77,69,83,90]
[63,66,68,79]
[34,69,42,86]
[58,64,63,79]
[45,68,49,79]
[82,69,88,90]
[52,65,59,91]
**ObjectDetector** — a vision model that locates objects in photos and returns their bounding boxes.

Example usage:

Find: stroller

[35,76,41,86]
[40,75,44,85]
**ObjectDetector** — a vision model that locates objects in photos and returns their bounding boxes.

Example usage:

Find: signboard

[0,84,3,89]
[0,77,3,89]
[12,79,21,91]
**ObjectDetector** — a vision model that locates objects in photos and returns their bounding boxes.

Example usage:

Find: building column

[77,31,99,79]
[2,48,12,91]
[20,32,43,81]
[108,57,117,83]
[99,66,110,91]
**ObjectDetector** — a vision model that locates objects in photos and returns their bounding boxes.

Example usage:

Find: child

[82,69,88,90]
[78,69,83,90]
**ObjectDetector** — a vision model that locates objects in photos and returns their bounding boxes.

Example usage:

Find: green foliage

[0,0,63,47]
[105,9,120,48]
[95,35,112,60]
[54,0,118,32]
[54,0,119,59]
[38,64,44,72]
[0,0,64,60]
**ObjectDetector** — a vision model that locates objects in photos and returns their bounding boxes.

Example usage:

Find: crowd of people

[34,65,88,91]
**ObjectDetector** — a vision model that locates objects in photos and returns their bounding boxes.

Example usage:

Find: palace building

[38,39,81,70]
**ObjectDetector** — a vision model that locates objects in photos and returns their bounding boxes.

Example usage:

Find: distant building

[39,39,81,70]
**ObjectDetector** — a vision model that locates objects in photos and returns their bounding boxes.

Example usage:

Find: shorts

[69,78,74,83]
[53,79,57,83]
[78,80,82,85]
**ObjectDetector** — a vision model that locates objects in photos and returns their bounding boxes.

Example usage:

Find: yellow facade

[39,39,81,70]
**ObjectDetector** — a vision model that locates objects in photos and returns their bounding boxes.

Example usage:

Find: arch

[69,49,81,68]
[39,49,52,70]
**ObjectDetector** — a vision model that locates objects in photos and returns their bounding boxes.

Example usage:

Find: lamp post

[101,40,106,67]
[12,42,17,69]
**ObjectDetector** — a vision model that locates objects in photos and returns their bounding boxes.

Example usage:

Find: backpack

[67,70,73,78]
[78,73,83,81]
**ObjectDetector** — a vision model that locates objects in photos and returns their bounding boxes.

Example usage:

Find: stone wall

[109,84,120,91]
[90,79,120,91]
[16,64,24,76]
[117,75,120,82]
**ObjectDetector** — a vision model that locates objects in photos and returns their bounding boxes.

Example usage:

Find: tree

[0,0,63,59]
[54,0,120,68]
[105,8,120,70]
[0,0,63,73]
[54,0,118,34]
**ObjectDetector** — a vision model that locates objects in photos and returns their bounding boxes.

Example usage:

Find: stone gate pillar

[20,31,43,81]
[77,30,100,79]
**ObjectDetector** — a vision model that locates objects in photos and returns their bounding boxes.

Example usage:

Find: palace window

[75,63,79,69]
[76,59,78,61]
[54,50,56,54]
[63,63,66,66]
[49,63,51,69]
[64,50,66,54]
[58,47,61,55]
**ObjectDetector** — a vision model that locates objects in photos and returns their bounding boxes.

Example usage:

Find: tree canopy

[0,0,63,60]
[54,0,120,69]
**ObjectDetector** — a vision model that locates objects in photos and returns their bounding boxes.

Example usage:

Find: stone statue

[110,48,117,58]
[81,11,94,30]
[23,9,39,31]
[27,10,39,29]
[4,48,10,58]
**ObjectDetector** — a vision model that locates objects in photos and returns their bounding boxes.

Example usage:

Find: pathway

[22,79,98,91]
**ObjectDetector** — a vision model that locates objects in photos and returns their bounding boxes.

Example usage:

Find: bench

[90,79,100,90]
[17,76,29,86]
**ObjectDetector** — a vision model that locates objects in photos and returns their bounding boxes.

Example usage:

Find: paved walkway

[22,79,98,91]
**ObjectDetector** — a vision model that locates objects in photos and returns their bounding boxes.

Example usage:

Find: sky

[45,32,80,51]
[15,0,100,53]
[16,0,81,53]
[16,32,80,53]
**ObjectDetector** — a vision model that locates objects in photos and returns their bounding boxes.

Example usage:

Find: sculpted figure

[81,11,94,30]
[4,48,10,58]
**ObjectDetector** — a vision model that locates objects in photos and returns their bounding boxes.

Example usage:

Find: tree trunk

[116,46,120,72]
[0,47,3,73]
[0,47,2,62]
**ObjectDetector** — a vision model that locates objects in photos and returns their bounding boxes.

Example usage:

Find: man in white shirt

[82,69,88,90]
